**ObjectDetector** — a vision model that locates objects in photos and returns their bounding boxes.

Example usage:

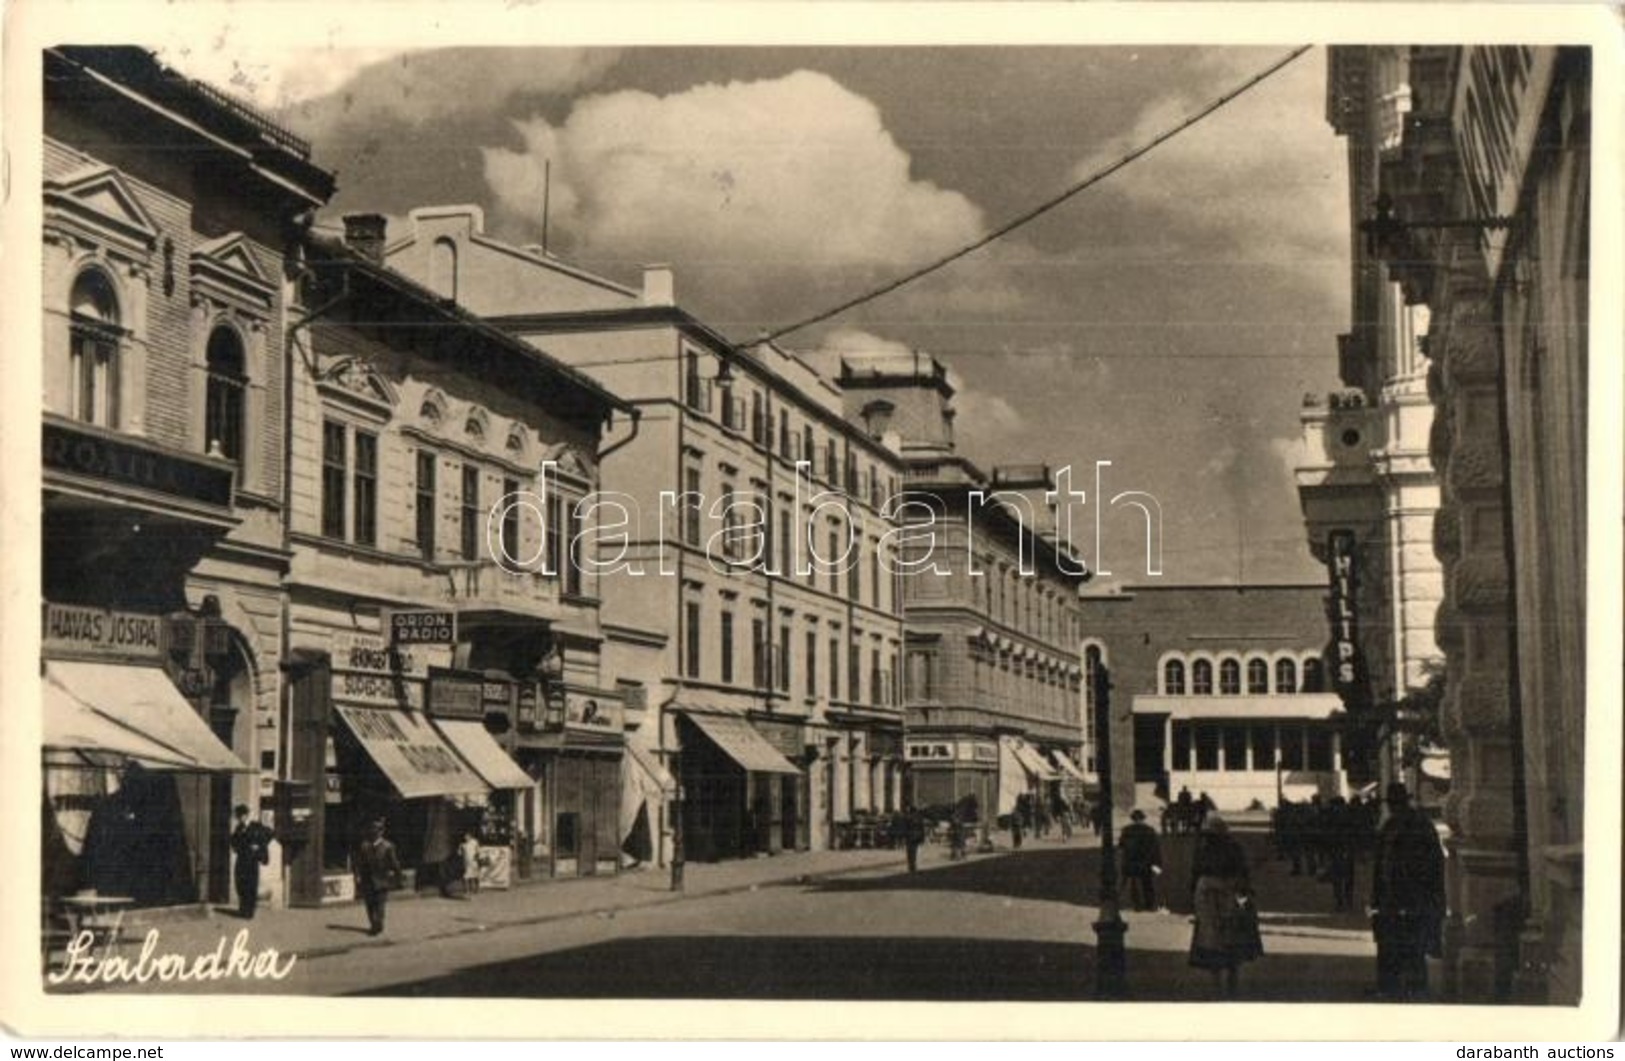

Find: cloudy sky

[162,40,1351,587]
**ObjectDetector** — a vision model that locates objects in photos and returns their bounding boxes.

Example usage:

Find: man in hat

[353,816,402,936]
[1119,809,1164,911]
[1369,782,1445,1000]
[228,804,274,919]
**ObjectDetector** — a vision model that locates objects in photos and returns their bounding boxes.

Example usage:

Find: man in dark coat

[902,804,927,873]
[1119,809,1164,911]
[1370,783,1445,1000]
[353,816,402,936]
[228,804,274,919]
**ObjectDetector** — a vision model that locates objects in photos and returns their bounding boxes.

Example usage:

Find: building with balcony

[280,217,633,903]
[384,206,908,860]
[838,352,1090,827]
[1077,584,1346,815]
[1319,45,1589,1005]
[1297,45,1445,801]
[40,46,335,914]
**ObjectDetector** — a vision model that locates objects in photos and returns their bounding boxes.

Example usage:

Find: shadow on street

[807,847,1092,906]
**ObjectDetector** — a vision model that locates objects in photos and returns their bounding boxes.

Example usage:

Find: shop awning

[681,711,800,775]
[433,719,534,789]
[333,704,489,799]
[1011,740,1060,781]
[1050,749,1089,781]
[43,660,250,772]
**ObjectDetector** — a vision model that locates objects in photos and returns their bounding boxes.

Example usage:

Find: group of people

[1007,791,1085,848]
[1273,792,1382,911]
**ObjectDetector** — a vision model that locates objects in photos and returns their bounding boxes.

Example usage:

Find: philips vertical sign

[1326,530,1368,706]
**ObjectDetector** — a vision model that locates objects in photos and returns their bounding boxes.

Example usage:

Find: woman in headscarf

[1187,813,1262,997]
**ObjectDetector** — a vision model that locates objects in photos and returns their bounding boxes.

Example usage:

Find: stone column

[1426,280,1523,1003]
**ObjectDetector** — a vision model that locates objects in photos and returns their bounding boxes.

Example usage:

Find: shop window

[1192,659,1213,696]
[1172,722,1192,771]
[1219,658,1241,695]
[1247,658,1269,695]
[1223,727,1249,772]
[720,611,735,684]
[1194,725,1220,771]
[1163,658,1186,695]
[1307,729,1334,772]
[1276,658,1298,694]
[1302,657,1326,693]
[1280,727,1306,771]
[204,327,246,466]
[415,451,437,559]
[69,269,122,428]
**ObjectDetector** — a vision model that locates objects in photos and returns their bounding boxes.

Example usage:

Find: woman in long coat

[1188,813,1263,997]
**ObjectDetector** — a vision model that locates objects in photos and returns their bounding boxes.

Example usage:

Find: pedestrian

[1187,814,1262,998]
[228,804,273,919]
[460,831,482,897]
[1326,796,1356,912]
[1195,791,1213,831]
[1119,809,1163,911]
[903,803,927,873]
[353,816,402,937]
[947,812,967,862]
[1369,783,1445,1000]
[1055,793,1074,841]
[1009,808,1024,849]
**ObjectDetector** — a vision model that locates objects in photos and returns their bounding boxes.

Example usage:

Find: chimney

[641,264,675,307]
[343,213,388,265]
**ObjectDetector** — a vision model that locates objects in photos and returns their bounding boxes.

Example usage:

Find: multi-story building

[1321,46,1589,1005]
[1297,45,1445,797]
[837,351,1090,825]
[279,216,632,904]
[384,206,908,859]
[1076,584,1347,815]
[40,47,334,912]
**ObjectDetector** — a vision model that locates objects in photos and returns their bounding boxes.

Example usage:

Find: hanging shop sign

[754,718,805,760]
[42,603,165,662]
[427,668,485,719]
[516,682,542,732]
[1326,530,1368,702]
[43,419,234,509]
[905,739,955,762]
[330,631,450,711]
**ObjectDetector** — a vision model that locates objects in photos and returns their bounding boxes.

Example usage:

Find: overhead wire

[750,45,1315,347]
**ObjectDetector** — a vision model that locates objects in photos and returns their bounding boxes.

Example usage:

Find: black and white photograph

[3,0,1619,1042]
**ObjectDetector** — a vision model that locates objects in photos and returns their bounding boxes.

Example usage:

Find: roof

[304,235,632,420]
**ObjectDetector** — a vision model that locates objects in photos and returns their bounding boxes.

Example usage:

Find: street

[54,826,1388,1002]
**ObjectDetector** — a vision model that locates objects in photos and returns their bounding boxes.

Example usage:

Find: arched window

[1276,658,1298,694]
[1219,658,1241,695]
[1163,658,1186,695]
[1246,657,1269,695]
[1192,658,1213,696]
[429,237,458,301]
[69,270,121,427]
[205,327,246,464]
[1302,657,1326,693]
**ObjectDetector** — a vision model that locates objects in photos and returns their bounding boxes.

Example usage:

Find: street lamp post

[1091,660,1128,998]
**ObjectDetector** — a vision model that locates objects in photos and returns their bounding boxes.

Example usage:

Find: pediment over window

[192,233,276,310]
[316,357,398,416]
[45,166,159,255]
[542,442,593,484]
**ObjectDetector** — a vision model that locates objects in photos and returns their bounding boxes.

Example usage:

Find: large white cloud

[482,71,985,276]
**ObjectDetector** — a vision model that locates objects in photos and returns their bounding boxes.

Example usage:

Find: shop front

[41,604,251,911]
[672,708,802,862]
[906,734,997,824]
[512,687,628,880]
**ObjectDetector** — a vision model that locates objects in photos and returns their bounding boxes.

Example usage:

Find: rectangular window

[805,630,818,696]
[871,542,882,609]
[685,349,704,410]
[1307,729,1334,771]
[907,650,933,700]
[803,426,815,469]
[567,500,585,596]
[415,451,437,559]
[1250,726,1276,771]
[829,637,841,699]
[321,420,346,539]
[720,611,735,684]
[500,476,520,566]
[546,494,564,579]
[848,640,860,702]
[870,648,882,706]
[752,618,768,689]
[352,430,377,547]
[460,464,481,561]
[71,325,121,428]
[779,410,791,458]
[1223,727,1249,772]
[1194,725,1220,771]
[828,530,841,594]
[778,624,792,693]
[1280,727,1306,771]
[684,601,702,679]
[847,539,861,600]
[778,505,792,576]
[751,391,766,446]
[1172,722,1193,771]
[683,465,703,547]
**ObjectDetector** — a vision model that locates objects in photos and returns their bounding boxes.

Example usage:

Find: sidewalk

[66,844,930,972]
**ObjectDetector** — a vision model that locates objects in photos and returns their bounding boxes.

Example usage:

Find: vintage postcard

[1,0,1619,1042]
